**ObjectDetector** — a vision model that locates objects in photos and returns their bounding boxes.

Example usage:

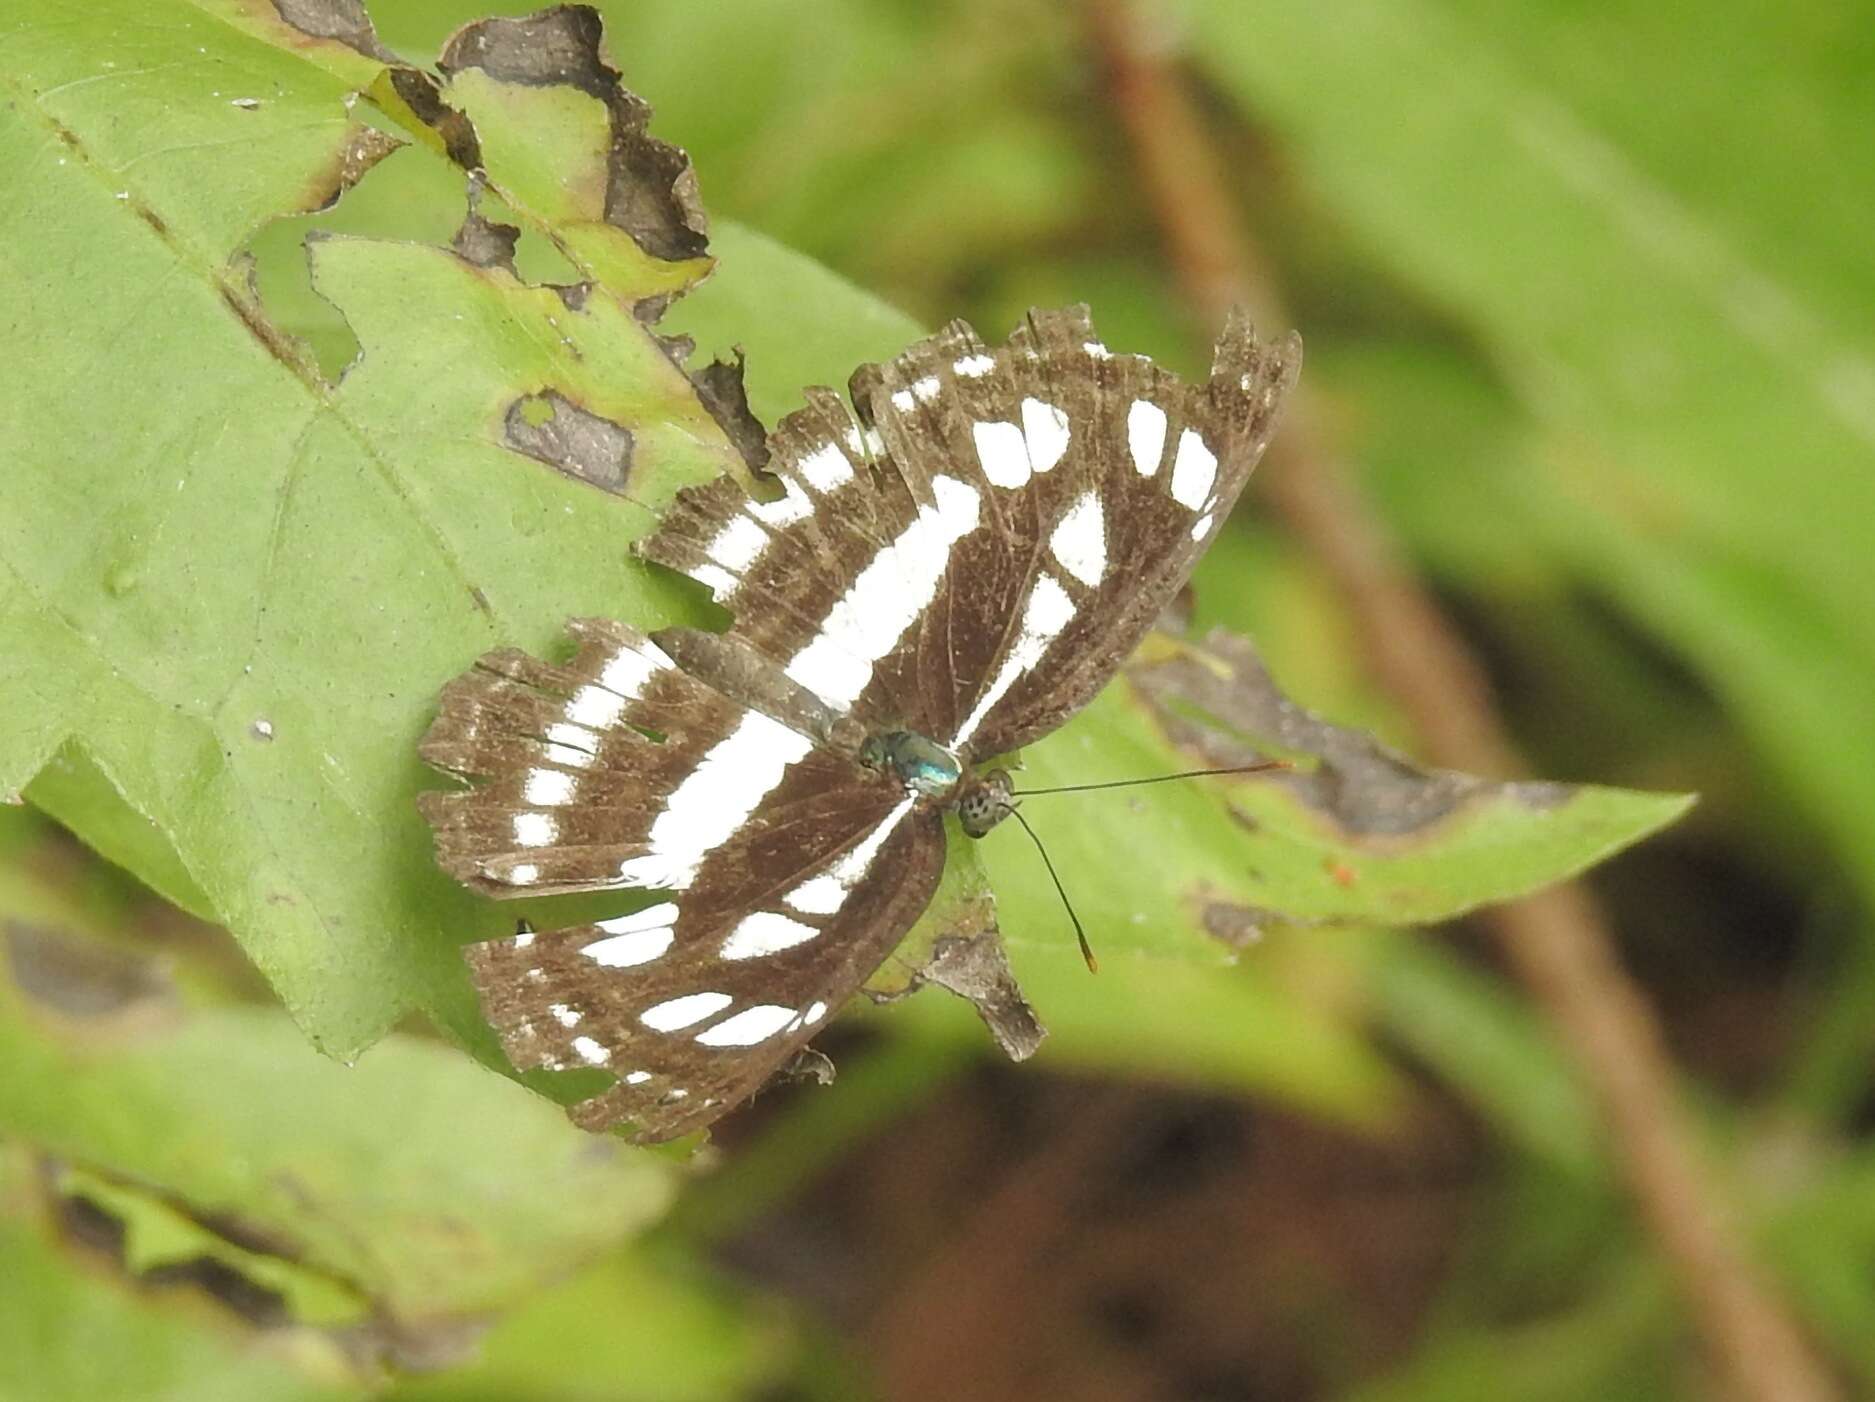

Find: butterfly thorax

[858,730,1013,838]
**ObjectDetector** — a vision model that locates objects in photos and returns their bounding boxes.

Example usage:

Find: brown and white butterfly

[419,306,1299,1140]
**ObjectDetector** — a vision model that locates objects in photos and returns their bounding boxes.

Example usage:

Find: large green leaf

[0,0,739,1059]
[1,0,1685,1118]
[1186,0,1875,913]
[0,1149,362,1402]
[0,902,675,1331]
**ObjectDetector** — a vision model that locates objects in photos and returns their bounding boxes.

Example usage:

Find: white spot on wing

[545,721,600,764]
[803,1000,829,1024]
[890,389,916,412]
[783,475,981,709]
[707,514,768,573]
[616,714,813,890]
[580,926,673,968]
[581,901,679,966]
[572,1035,610,1065]
[543,740,595,769]
[550,1003,581,1028]
[624,1070,652,1085]
[641,990,733,1032]
[1169,428,1218,509]
[1191,511,1216,541]
[776,793,919,922]
[565,684,625,730]
[524,769,575,806]
[798,443,853,493]
[748,475,814,527]
[512,929,535,949]
[1020,397,1070,472]
[1083,341,1112,360]
[784,873,847,916]
[954,353,995,377]
[1048,491,1106,588]
[513,812,557,848]
[689,562,739,598]
[722,910,820,960]
[972,420,1030,489]
[598,644,665,699]
[832,794,918,884]
[509,863,539,885]
[1128,400,1167,477]
[598,901,681,934]
[695,1003,798,1047]
[911,375,941,402]
[949,573,1077,749]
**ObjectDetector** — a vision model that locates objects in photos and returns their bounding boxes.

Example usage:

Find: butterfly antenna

[1002,803,1098,974]
[1011,759,1289,798]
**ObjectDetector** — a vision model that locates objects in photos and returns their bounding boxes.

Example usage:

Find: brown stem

[1087,3,1838,1399]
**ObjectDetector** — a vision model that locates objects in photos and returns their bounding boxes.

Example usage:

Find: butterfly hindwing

[424,616,948,1140]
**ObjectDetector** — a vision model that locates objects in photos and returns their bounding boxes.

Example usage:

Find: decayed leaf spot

[780,1046,837,1086]
[1130,628,1571,837]
[910,932,1047,1062]
[864,836,1041,1062]
[452,197,521,275]
[306,125,404,215]
[439,6,709,263]
[503,391,635,494]
[270,0,396,62]
[1200,901,1268,949]
[4,922,173,1021]
[688,351,771,474]
[383,66,484,169]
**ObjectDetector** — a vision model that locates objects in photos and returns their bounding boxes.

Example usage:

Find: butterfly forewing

[643,306,1299,760]
[875,307,1299,757]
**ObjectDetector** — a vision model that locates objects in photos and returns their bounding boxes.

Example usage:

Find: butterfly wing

[421,617,946,1141]
[868,306,1300,757]
[639,307,1299,758]
[636,380,958,738]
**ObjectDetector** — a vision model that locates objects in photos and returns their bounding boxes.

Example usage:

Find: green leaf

[0,0,742,1057]
[385,1245,796,1402]
[2,0,1684,1121]
[989,631,1691,952]
[0,1149,362,1402]
[1186,0,1875,914]
[0,913,675,1327]
[53,1165,369,1329]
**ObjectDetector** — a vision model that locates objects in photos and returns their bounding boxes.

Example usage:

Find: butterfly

[419,306,1300,1140]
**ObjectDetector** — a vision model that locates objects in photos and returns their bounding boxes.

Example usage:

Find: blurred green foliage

[1,0,1869,1398]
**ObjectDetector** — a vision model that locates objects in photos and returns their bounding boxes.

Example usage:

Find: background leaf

[7,0,1857,1397]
